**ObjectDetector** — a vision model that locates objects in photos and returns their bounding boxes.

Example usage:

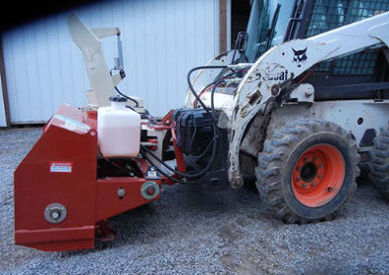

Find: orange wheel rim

[291,144,345,207]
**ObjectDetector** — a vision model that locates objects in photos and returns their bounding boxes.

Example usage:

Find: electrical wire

[109,69,140,108]
[115,86,139,107]
[125,105,136,112]
[140,127,218,179]
[193,82,215,108]
[192,70,238,108]
[103,66,237,182]
[187,65,230,123]
[140,151,188,184]
[141,65,239,182]
[145,65,236,181]
[140,143,219,183]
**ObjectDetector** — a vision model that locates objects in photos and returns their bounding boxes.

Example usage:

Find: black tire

[368,126,389,200]
[255,119,360,223]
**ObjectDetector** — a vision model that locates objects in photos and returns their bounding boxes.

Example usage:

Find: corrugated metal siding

[2,0,220,123]
[0,73,6,126]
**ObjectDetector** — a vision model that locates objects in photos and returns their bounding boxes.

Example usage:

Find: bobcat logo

[292,47,307,68]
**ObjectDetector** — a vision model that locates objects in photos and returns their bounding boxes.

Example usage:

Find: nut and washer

[44,203,67,224]
[140,181,160,200]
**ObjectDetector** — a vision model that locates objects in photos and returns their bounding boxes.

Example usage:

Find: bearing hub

[291,144,345,207]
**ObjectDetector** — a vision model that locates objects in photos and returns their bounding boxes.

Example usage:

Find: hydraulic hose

[142,65,239,182]
[140,123,218,179]
[187,65,230,124]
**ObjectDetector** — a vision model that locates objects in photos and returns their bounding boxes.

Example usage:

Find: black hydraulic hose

[187,65,230,123]
[140,151,188,184]
[109,69,140,107]
[140,124,218,179]
[192,70,236,108]
[141,147,222,184]
[140,65,238,181]
[115,86,139,107]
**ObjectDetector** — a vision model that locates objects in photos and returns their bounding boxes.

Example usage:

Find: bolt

[271,85,280,95]
[117,187,126,199]
[317,174,323,179]
[313,156,318,161]
[51,211,60,220]
[304,157,308,162]
[311,182,316,187]
[318,163,323,168]
[296,166,301,171]
[302,183,307,188]
[327,187,333,192]
[146,186,155,196]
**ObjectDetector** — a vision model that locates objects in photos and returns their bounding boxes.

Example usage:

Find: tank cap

[109,95,127,102]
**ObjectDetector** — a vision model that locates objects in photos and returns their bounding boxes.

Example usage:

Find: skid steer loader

[14,0,389,251]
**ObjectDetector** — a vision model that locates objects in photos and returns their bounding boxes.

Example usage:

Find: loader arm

[228,11,389,188]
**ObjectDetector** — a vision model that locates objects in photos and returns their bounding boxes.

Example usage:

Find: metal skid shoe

[14,104,161,251]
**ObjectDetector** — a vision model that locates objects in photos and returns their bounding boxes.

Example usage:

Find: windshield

[245,0,294,62]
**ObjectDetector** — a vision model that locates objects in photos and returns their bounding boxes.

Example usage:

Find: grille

[305,0,389,75]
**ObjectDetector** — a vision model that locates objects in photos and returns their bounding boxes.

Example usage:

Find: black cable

[192,70,236,108]
[115,86,139,107]
[187,65,230,123]
[140,65,238,181]
[140,151,188,183]
[125,105,136,112]
[141,144,220,184]
[140,127,218,178]
[165,65,237,179]
[109,69,140,108]
[193,82,214,108]
[189,125,198,147]
[194,137,214,159]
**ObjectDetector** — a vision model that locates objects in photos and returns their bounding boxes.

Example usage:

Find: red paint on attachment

[14,104,161,251]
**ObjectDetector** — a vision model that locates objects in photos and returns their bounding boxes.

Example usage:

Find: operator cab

[237,0,389,101]
[240,0,294,63]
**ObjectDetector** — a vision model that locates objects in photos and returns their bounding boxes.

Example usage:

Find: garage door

[1,0,224,123]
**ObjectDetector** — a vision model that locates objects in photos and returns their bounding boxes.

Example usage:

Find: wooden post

[219,0,227,53]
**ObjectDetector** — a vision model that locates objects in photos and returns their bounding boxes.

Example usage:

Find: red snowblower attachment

[14,105,163,251]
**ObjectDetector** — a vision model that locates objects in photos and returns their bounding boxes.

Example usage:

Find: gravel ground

[1,127,389,274]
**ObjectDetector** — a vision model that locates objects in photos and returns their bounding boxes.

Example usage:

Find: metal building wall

[0,74,6,126]
[1,0,224,123]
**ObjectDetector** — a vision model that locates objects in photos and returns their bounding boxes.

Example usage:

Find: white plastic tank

[97,96,141,157]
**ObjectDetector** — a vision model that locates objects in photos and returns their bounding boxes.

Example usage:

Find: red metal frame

[14,104,162,251]
[171,122,186,173]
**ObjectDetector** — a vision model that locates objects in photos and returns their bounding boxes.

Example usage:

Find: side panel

[269,100,389,147]
[14,105,97,251]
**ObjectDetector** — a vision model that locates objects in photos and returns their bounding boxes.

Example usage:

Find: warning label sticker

[50,162,73,173]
